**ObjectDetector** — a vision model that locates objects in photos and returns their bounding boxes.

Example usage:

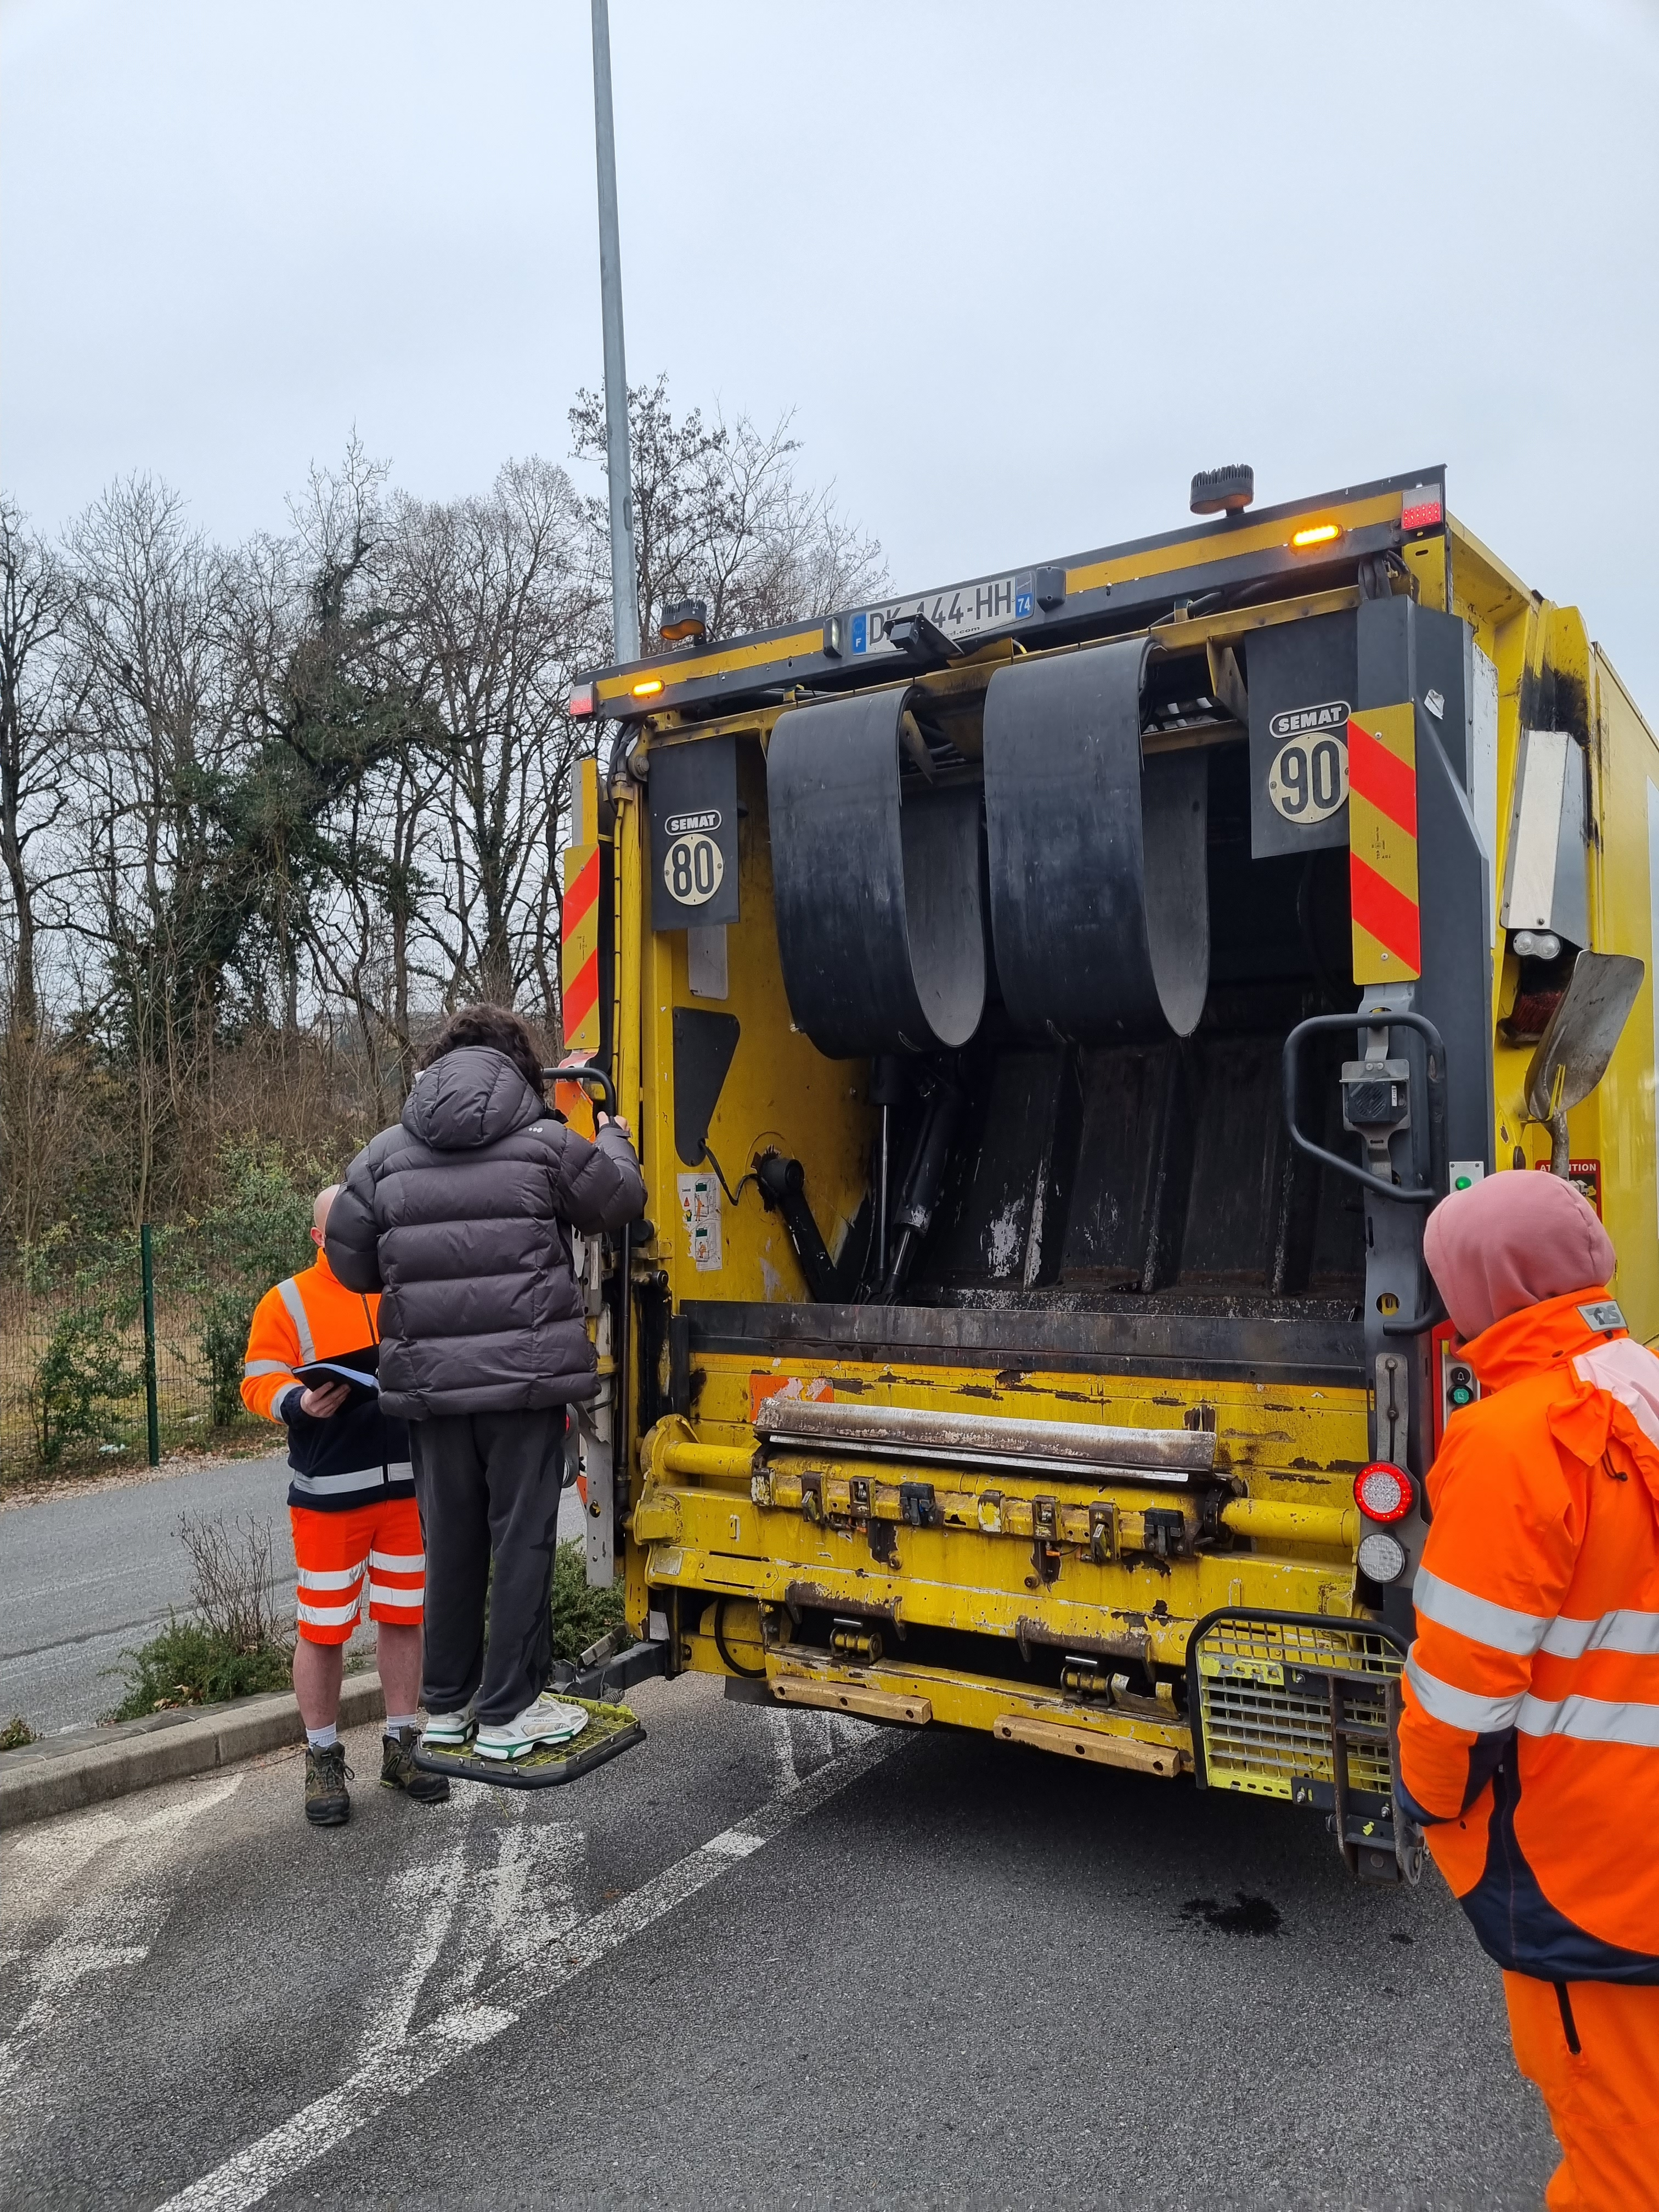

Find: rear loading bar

[752,1396,1215,1481]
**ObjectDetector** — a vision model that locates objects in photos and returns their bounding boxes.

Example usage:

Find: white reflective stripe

[288,1462,413,1498]
[369,1550,424,1572]
[243,1359,296,1379]
[296,1595,362,1627]
[1404,1654,1522,1735]
[275,1277,317,1365]
[1413,1567,1550,1657]
[368,1582,424,1609]
[296,1561,368,1592]
[1541,1609,1659,1659]
[1517,1693,1659,1748]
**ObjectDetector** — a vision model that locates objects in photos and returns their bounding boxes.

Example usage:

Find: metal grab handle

[1282,1010,1449,1209]
[544,1062,618,1116]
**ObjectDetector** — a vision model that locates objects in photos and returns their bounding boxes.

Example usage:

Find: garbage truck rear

[560,465,1658,1881]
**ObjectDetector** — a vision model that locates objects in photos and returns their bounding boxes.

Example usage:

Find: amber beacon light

[1290,522,1343,551]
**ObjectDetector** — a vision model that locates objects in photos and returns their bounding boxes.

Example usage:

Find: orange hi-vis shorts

[289,1494,424,1646]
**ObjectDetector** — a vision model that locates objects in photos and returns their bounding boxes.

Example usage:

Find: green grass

[108,1616,293,1721]
[0,1715,39,1752]
[550,1538,631,1662]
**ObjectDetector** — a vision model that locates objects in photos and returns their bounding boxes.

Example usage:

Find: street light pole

[590,0,641,665]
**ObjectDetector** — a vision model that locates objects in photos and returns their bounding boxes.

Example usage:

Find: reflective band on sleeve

[275,1277,317,1365]
[1405,1654,1523,1735]
[296,1595,363,1627]
[1541,1608,1659,1660]
[1413,1567,1551,1657]
[296,1561,368,1592]
[369,1550,424,1573]
[1517,1693,1659,1747]
[243,1359,296,1380]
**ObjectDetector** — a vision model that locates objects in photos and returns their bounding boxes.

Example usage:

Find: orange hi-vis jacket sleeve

[240,1259,385,1424]
[1397,1289,1659,1983]
[242,1282,306,1423]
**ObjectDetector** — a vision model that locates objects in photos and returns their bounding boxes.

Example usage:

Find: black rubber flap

[766,689,985,1057]
[984,637,1209,1040]
[673,1007,741,1166]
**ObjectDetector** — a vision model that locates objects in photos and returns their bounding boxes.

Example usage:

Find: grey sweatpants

[410,1408,565,1726]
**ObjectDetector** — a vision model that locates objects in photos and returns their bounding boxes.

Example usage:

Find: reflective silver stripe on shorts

[296,1561,368,1592]
[296,1595,362,1627]
[243,1358,296,1379]
[369,1550,424,1572]
[1412,1567,1551,1657]
[1404,1654,1522,1735]
[1541,1609,1659,1659]
[288,1461,413,1498]
[275,1277,316,1365]
[1517,1693,1659,1747]
[368,1582,424,1609]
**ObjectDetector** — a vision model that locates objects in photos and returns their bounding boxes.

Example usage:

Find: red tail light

[1354,1462,1414,1522]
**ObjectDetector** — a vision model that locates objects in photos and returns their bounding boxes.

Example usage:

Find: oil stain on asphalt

[1181,1892,1283,1937]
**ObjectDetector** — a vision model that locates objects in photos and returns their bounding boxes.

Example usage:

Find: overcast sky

[5,0,1657,697]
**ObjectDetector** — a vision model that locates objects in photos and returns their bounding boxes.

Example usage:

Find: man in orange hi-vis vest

[242,1184,448,1826]
[1399,1170,1659,2209]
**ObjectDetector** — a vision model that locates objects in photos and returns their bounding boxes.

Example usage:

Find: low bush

[550,1538,630,1662]
[1,1714,39,1751]
[108,1508,294,1719]
[108,1617,293,1720]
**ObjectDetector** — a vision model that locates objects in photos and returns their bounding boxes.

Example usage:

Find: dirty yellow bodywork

[570,472,1659,1821]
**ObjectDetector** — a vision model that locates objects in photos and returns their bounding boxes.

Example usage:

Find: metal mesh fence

[1,1220,311,1486]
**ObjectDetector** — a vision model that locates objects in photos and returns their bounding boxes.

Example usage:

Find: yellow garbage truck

[560,465,1657,1881]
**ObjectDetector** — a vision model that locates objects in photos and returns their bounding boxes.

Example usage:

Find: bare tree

[390,457,597,1016]
[569,377,886,654]
[0,498,78,1036]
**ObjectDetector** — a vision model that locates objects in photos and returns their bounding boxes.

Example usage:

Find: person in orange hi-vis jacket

[1399,1169,1659,2209]
[242,1183,449,1827]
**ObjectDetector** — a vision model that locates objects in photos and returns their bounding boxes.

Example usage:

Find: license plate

[849,572,1032,658]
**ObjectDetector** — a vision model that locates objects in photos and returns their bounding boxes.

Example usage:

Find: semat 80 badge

[663,809,725,906]
[1267,699,1350,826]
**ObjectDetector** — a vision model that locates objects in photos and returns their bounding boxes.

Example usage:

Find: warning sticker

[677,1172,723,1271]
[1534,1157,1602,1216]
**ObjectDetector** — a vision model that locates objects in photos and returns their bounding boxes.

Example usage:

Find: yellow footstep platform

[412,1698,644,1790]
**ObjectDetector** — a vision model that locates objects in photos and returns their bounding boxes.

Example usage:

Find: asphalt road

[0,1673,1559,2211]
[0,1455,585,1734]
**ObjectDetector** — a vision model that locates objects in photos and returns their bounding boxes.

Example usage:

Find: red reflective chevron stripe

[562,953,600,1039]
[565,845,601,929]
[1348,716,1418,836]
[1350,854,1423,972]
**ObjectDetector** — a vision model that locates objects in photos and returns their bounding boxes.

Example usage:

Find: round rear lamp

[1354,1461,1414,1523]
[1357,1529,1408,1583]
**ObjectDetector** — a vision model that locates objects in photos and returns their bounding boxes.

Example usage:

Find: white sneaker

[473,1694,588,1763]
[421,1706,476,1751]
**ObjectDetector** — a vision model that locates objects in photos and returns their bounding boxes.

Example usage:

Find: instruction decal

[678,1171,723,1271]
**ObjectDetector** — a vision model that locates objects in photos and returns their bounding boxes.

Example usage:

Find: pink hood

[1423,1169,1615,1341]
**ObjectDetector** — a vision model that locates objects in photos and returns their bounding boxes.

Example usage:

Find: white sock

[385,1713,417,1735]
[307,1724,337,1751]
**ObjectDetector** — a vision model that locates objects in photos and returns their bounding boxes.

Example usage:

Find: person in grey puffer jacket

[327,1004,644,1763]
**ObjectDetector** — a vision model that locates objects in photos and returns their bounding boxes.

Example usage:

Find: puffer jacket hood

[401,1047,545,1153]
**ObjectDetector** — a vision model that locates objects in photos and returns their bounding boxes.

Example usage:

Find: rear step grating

[1188,1609,1404,1804]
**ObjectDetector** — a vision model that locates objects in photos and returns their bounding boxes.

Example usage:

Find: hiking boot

[381,1726,450,1804]
[304,1741,352,1826]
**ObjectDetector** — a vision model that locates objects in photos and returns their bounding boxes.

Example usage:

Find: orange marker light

[631,677,664,698]
[1291,522,1342,550]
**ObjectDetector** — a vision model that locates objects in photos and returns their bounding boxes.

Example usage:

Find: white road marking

[0,1774,246,2097]
[159,1725,902,2212]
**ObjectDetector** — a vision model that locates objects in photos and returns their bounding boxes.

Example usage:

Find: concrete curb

[0,1671,386,1830]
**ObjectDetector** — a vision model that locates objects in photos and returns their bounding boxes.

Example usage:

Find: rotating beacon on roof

[556,464,1658,1882]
